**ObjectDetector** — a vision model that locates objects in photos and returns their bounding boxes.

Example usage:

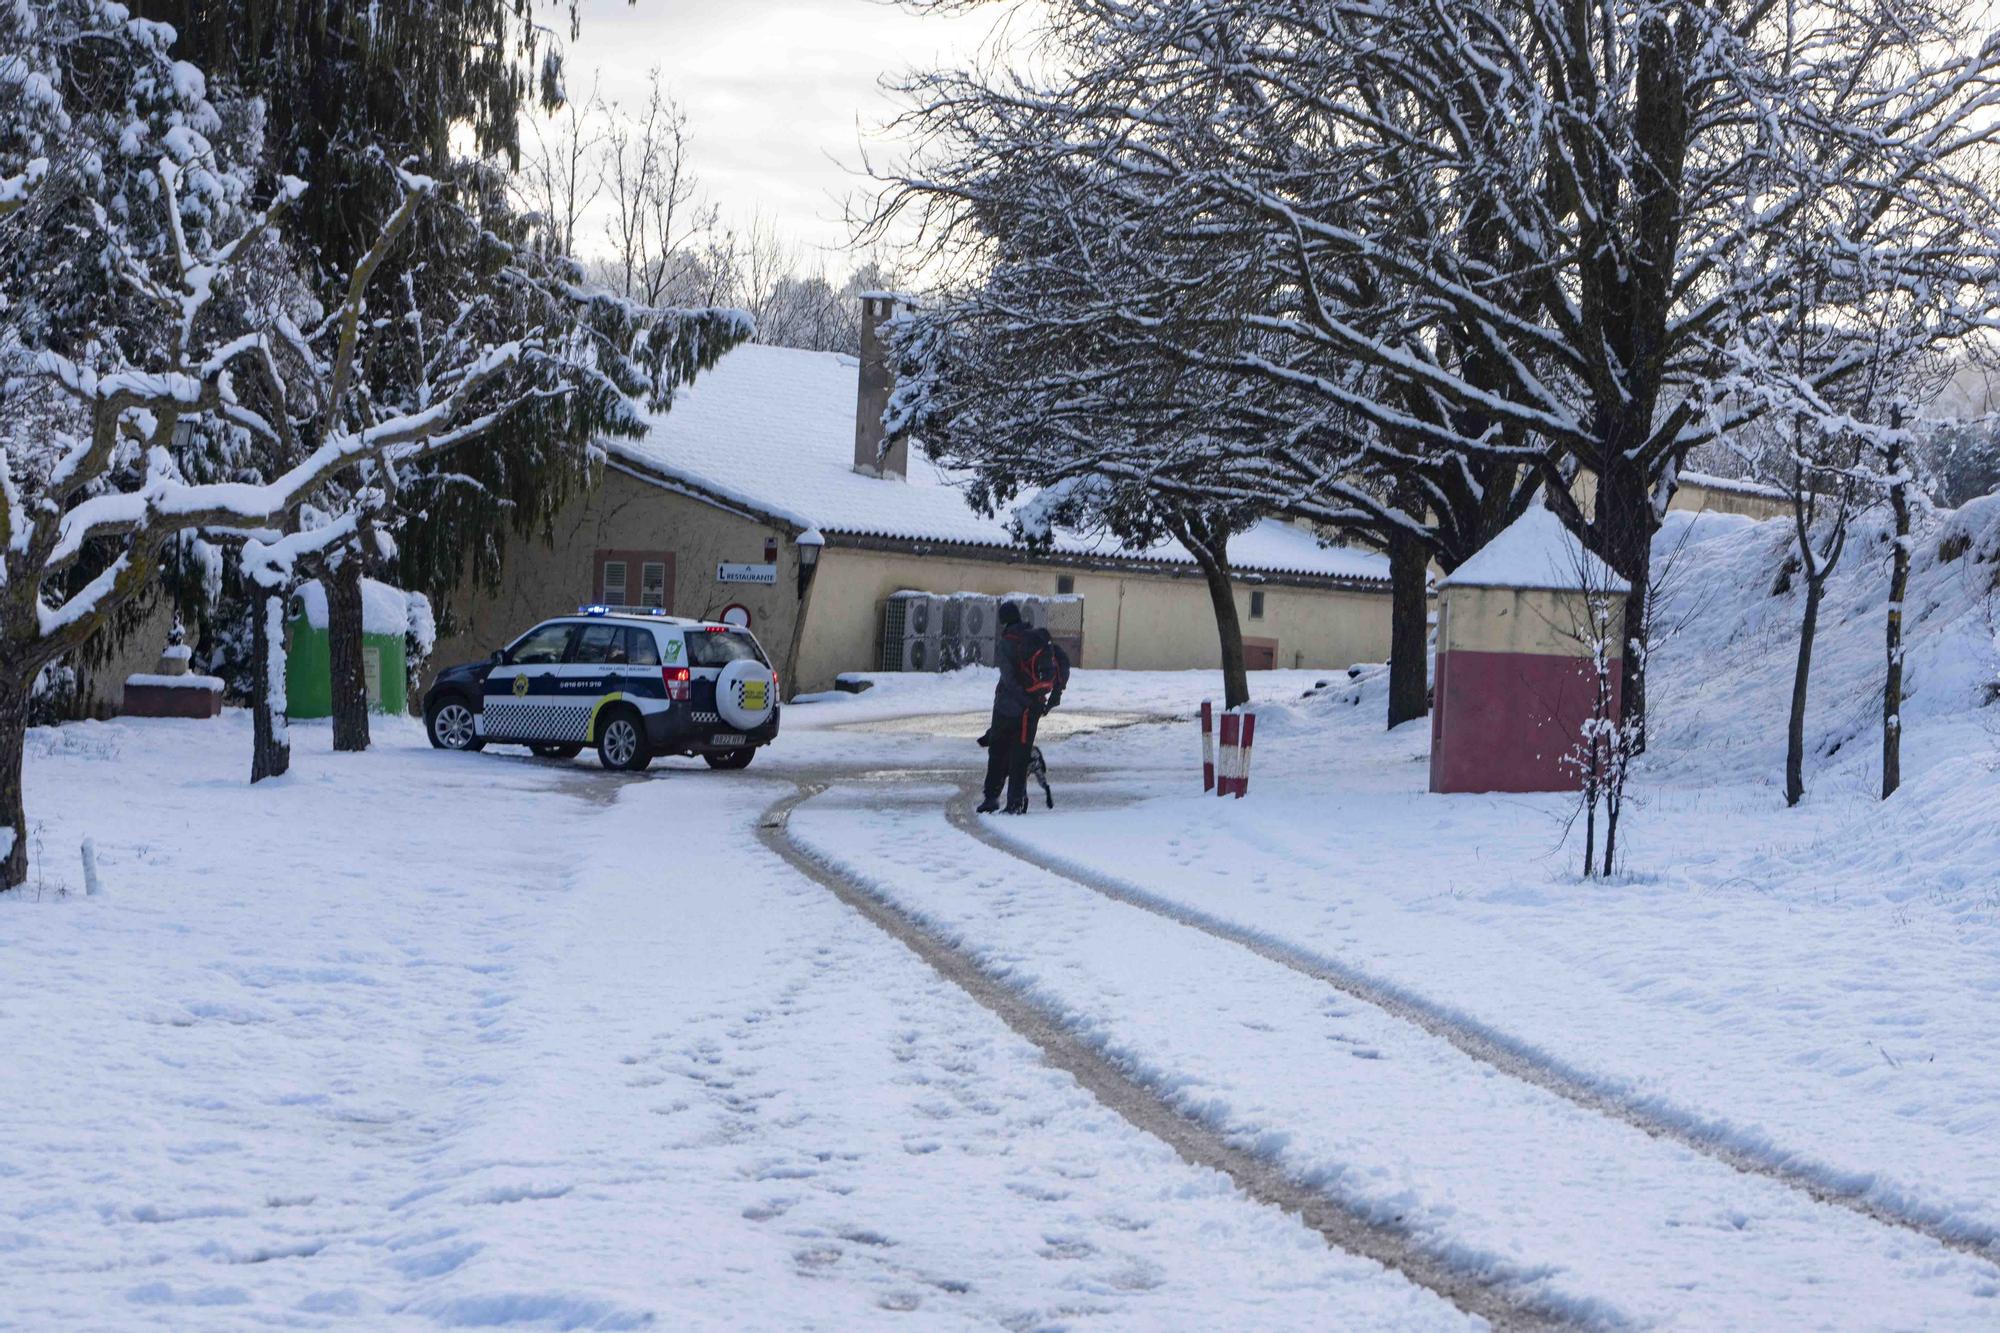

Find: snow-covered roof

[1680,469,1784,501]
[1438,506,1629,593]
[607,343,1387,584]
[295,578,431,640]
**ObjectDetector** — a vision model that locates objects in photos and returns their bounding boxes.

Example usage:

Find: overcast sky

[556,1,1012,275]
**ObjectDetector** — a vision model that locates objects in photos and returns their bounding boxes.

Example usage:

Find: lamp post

[795,528,823,599]
[784,529,825,701]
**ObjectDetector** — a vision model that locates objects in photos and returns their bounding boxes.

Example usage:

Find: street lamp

[795,528,823,599]
[784,529,827,703]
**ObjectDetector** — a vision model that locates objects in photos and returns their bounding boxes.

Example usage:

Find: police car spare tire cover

[716,657,775,731]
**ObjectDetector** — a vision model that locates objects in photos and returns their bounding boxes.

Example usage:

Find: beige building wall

[78,590,178,718]
[428,466,805,696]
[793,545,1392,695]
[1672,477,1786,520]
[429,466,1396,703]
[1437,585,1625,658]
[1569,469,1788,523]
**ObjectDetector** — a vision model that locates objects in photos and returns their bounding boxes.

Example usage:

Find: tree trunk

[0,673,27,889]
[1386,529,1430,729]
[1199,559,1250,711]
[1883,439,1910,800]
[1602,789,1620,877]
[1785,578,1823,808]
[1581,787,1597,878]
[1594,463,1655,748]
[1170,513,1250,709]
[327,553,371,752]
[252,593,292,783]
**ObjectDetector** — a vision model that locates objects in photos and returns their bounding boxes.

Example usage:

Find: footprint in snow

[793,1243,843,1269]
[838,1228,895,1248]
[1038,1236,1098,1261]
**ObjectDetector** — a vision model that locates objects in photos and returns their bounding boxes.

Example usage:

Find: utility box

[1429,508,1628,794]
[286,579,416,718]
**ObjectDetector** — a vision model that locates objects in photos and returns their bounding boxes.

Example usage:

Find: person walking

[978,601,1068,814]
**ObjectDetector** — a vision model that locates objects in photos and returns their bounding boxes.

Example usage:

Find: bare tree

[603,71,720,307]
[515,76,607,259]
[887,0,2000,746]
[1561,580,1638,878]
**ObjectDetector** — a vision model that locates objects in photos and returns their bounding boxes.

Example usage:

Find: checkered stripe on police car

[541,704,594,743]
[479,702,537,737]
[480,701,594,742]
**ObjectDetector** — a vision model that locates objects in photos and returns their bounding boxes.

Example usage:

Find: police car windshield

[684,629,767,669]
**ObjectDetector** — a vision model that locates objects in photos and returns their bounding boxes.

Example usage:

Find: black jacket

[994,623,1066,717]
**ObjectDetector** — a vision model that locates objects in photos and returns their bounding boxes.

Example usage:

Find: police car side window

[626,628,661,666]
[573,624,625,665]
[510,623,574,664]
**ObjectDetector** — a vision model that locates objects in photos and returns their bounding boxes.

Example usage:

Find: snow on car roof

[608,343,1388,583]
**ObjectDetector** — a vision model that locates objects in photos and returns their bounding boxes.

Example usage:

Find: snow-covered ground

[1,716,1465,1329]
[971,505,2000,1262]
[6,502,2000,1328]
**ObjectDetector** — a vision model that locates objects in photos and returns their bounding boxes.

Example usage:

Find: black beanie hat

[998,600,1022,627]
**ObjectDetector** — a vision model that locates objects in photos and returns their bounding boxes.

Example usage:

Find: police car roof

[565,606,735,631]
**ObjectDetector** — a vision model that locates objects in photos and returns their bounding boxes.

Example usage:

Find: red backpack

[1020,630,1071,704]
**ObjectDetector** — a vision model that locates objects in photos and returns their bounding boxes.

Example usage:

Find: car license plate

[711,733,746,747]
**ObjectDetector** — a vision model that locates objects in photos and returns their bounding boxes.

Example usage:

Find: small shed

[286,579,430,719]
[1429,508,1629,794]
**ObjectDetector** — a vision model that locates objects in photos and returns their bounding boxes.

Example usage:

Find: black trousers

[983,705,1041,808]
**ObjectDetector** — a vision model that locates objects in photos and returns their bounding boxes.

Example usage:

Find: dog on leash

[1024,745,1053,809]
[976,728,1055,809]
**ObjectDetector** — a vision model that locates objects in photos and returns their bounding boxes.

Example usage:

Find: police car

[422,606,781,771]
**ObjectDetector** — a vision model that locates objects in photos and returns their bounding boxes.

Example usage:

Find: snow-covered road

[782,778,2000,1329]
[1,715,1465,1329]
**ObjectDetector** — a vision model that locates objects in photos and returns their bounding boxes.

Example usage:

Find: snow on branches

[882,0,2000,733]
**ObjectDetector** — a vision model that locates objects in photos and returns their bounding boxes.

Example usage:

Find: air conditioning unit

[1046,595,1084,638]
[941,633,996,670]
[956,593,998,642]
[897,634,941,672]
[880,591,941,672]
[945,594,998,669]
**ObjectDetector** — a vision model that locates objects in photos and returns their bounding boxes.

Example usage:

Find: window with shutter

[593,550,674,613]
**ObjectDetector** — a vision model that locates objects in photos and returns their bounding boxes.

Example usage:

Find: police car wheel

[531,743,583,760]
[595,711,651,772]
[703,747,756,770]
[427,698,483,752]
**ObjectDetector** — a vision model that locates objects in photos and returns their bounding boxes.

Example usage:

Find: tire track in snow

[947,785,2000,1265]
[759,783,1576,1333]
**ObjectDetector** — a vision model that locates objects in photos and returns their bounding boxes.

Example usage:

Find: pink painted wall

[1429,648,1622,794]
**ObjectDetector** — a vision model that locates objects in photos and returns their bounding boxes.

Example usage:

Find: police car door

[559,622,644,745]
[481,621,576,740]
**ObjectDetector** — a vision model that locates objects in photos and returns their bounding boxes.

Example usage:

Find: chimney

[853,292,912,479]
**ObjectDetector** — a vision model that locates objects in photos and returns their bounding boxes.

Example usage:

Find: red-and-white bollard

[1235,711,1257,799]
[1200,700,1215,792]
[1217,712,1241,797]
